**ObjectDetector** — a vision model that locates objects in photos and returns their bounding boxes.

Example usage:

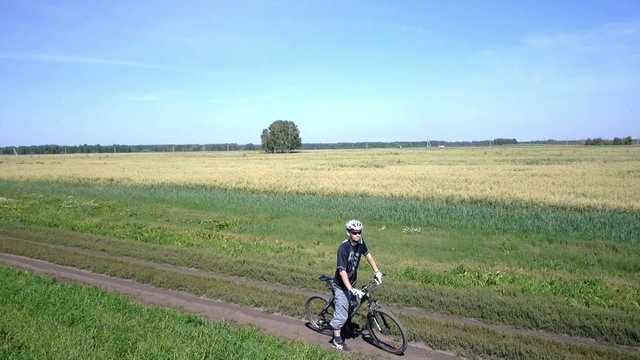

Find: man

[330,219,383,351]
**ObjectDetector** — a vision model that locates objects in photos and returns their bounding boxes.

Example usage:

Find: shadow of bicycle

[305,321,405,356]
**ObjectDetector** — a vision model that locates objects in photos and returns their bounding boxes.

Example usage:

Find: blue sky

[1,1,639,146]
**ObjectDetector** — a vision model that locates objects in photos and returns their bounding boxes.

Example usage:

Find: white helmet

[345,219,364,232]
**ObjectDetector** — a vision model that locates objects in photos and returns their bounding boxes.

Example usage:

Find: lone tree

[261,120,302,153]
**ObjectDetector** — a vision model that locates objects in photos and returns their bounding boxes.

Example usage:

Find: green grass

[0,266,350,360]
[2,227,640,355]
[401,265,622,308]
[1,180,639,354]
[1,238,638,360]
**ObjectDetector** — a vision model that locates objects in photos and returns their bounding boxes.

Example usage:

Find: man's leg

[329,284,350,349]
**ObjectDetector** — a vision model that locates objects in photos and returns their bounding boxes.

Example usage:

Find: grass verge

[0,266,351,360]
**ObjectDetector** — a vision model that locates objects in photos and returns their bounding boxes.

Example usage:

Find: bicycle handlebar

[361,273,385,293]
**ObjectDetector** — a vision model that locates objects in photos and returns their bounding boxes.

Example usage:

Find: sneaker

[330,339,349,351]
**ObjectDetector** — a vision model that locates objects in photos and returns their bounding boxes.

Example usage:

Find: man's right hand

[350,288,364,299]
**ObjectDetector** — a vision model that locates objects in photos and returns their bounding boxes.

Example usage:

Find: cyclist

[330,219,383,351]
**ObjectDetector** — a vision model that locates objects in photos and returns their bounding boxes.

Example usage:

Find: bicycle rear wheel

[367,309,407,354]
[305,296,334,334]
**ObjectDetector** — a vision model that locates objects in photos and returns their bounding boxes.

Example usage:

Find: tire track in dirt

[0,253,461,360]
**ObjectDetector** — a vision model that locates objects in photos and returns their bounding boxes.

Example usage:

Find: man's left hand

[374,271,383,285]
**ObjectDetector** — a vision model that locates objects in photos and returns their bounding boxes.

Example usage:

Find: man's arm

[339,270,353,290]
[366,253,383,284]
[365,253,380,273]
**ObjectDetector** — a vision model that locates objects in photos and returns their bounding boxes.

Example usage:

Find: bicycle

[305,274,408,355]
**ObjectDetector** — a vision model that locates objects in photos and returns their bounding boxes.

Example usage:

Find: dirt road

[0,253,461,360]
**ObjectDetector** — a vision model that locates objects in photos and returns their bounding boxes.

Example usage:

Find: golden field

[1,146,638,212]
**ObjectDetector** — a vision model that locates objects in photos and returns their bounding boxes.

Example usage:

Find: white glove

[374,271,383,285]
[350,288,364,299]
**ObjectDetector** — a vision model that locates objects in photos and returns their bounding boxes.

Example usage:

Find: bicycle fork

[368,312,385,333]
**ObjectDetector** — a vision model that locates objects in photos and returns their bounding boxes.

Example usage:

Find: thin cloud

[125,91,175,101]
[0,54,171,70]
[210,93,274,104]
[471,19,640,72]
[604,21,640,36]
[126,95,159,101]
[436,19,640,124]
[523,19,640,53]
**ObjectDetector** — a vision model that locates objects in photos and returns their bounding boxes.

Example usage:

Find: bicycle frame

[348,278,382,319]
[318,275,381,325]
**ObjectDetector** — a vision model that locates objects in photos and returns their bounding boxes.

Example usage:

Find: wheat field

[1,146,638,212]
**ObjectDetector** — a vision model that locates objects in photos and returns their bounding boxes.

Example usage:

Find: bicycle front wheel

[305,296,334,334]
[367,309,407,354]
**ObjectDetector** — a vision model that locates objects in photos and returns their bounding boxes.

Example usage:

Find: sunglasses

[349,231,362,235]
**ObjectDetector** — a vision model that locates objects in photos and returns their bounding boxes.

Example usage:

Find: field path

[0,252,459,360]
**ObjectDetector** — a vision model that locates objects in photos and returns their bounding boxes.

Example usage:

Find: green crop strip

[1,180,638,244]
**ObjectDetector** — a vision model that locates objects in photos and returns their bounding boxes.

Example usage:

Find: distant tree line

[521,139,583,145]
[302,139,520,150]
[584,136,634,146]
[1,143,260,155]
[3,137,636,155]
[492,138,518,145]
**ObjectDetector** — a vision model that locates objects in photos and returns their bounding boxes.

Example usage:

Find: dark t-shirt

[333,238,369,289]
